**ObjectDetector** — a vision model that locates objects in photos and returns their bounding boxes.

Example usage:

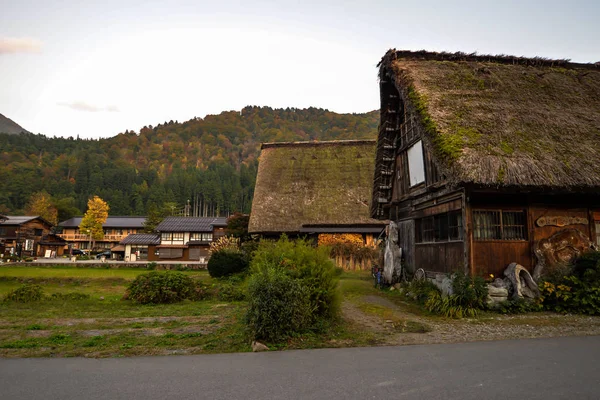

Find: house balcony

[57,234,128,242]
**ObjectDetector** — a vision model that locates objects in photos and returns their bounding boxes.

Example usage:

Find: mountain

[0,106,379,219]
[0,113,29,135]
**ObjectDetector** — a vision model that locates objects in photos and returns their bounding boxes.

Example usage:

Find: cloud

[0,37,42,54]
[58,101,120,113]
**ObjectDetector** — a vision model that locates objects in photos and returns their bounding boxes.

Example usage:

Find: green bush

[251,236,340,320]
[125,271,198,304]
[451,272,488,310]
[572,251,600,284]
[539,252,600,315]
[496,298,543,314]
[147,262,158,270]
[207,249,248,278]
[214,275,247,301]
[4,284,44,302]
[406,279,440,304]
[246,266,311,341]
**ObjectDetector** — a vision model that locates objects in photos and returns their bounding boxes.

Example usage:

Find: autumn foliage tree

[79,196,109,247]
[24,191,58,225]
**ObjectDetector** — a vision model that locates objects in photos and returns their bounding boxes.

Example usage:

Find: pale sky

[1,0,598,139]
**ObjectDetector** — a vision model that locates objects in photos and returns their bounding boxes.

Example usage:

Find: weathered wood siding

[397,219,415,274]
[472,241,531,277]
[415,242,464,274]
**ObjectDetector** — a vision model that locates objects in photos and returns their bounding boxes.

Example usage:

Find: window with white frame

[190,233,213,241]
[407,140,425,186]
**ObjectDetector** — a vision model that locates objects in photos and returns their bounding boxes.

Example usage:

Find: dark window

[34,229,43,236]
[0,228,6,235]
[416,211,462,243]
[473,210,527,241]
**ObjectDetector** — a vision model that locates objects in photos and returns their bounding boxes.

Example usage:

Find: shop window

[416,211,463,243]
[473,210,526,241]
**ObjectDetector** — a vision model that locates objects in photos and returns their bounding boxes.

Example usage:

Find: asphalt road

[1,336,599,400]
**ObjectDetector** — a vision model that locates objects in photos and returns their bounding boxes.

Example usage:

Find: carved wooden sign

[536,216,588,227]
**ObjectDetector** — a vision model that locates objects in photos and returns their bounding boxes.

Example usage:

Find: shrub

[406,279,440,304]
[451,272,488,311]
[539,252,600,315]
[571,251,600,284]
[425,291,478,318]
[147,262,157,270]
[4,284,44,302]
[215,280,247,301]
[251,236,341,320]
[125,271,198,304]
[207,249,248,278]
[209,236,240,254]
[246,266,311,341]
[496,298,543,314]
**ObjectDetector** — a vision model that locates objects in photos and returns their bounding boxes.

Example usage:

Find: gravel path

[343,294,600,346]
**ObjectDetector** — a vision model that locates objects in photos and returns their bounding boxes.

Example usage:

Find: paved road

[1,336,599,400]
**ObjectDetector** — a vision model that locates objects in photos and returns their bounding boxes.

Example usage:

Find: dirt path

[342,294,600,346]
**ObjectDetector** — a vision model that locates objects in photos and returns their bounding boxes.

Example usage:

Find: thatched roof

[378,49,600,189]
[248,140,384,234]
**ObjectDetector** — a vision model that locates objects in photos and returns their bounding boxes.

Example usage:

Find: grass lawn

[0,266,385,357]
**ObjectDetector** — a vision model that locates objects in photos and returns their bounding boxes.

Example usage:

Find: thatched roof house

[249,140,385,235]
[372,49,600,278]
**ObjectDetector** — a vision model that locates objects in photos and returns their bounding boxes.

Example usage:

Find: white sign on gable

[407,140,425,186]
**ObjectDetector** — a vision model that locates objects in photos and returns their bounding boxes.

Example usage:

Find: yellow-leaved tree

[79,196,109,248]
[25,191,58,226]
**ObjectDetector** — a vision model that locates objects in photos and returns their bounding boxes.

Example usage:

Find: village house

[57,216,146,252]
[372,50,600,279]
[0,216,66,258]
[153,216,228,261]
[120,233,161,262]
[248,140,386,250]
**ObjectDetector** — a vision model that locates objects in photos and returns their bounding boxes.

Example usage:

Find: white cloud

[57,101,120,113]
[0,37,42,54]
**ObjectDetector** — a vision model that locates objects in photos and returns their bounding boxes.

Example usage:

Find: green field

[0,266,380,357]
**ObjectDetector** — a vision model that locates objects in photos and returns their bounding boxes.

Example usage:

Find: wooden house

[248,140,386,246]
[154,217,227,261]
[0,216,57,257]
[120,233,161,261]
[58,216,146,251]
[372,50,600,278]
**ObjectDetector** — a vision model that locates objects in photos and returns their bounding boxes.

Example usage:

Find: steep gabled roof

[59,216,146,229]
[377,49,600,189]
[156,217,227,232]
[248,140,384,234]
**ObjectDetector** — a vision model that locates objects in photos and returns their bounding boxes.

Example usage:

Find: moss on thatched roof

[248,140,383,234]
[379,49,600,189]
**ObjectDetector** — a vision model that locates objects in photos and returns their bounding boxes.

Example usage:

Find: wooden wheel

[413,268,426,281]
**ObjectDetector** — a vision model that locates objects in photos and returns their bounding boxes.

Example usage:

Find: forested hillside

[0,106,378,221]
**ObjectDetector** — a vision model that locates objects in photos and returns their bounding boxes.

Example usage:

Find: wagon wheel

[413,268,426,282]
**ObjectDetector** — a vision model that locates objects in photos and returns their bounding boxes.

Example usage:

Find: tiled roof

[156,217,228,232]
[0,216,51,226]
[120,233,161,245]
[59,216,146,228]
